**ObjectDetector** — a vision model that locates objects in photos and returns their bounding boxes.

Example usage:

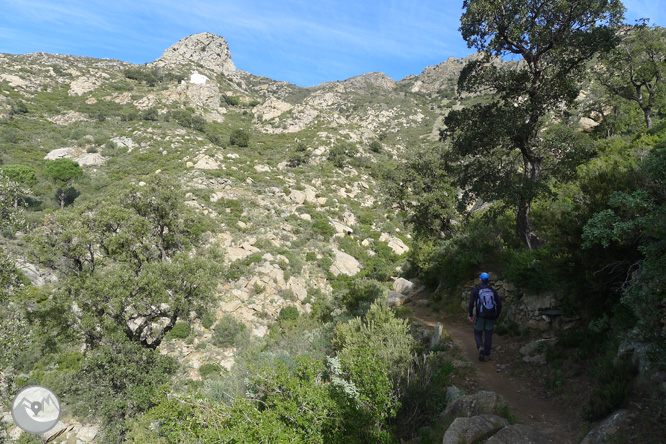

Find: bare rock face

[152,32,236,75]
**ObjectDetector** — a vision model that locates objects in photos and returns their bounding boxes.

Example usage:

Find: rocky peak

[321,72,395,93]
[151,32,236,75]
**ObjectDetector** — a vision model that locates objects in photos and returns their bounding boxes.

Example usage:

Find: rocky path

[409,293,583,444]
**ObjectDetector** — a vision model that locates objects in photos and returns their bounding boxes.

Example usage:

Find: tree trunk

[516,200,533,251]
[644,108,653,129]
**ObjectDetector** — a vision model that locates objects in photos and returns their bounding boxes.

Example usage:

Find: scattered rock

[48,110,90,125]
[110,136,137,151]
[440,391,508,424]
[76,425,99,442]
[41,420,67,442]
[69,76,102,96]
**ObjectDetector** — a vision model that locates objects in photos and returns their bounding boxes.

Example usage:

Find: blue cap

[479,272,490,282]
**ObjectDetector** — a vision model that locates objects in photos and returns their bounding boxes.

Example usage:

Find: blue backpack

[477,287,498,319]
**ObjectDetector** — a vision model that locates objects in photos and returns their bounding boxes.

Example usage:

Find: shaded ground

[408,293,586,444]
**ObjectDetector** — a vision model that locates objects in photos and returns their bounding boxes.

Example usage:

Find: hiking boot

[485,354,491,361]
[478,346,485,362]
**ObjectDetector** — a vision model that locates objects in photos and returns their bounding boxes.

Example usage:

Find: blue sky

[0,0,663,87]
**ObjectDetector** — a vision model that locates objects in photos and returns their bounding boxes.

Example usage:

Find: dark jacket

[468,283,502,319]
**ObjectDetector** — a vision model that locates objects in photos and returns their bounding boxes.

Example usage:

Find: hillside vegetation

[1,3,666,443]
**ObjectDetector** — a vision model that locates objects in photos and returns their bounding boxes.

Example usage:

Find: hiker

[468,272,502,362]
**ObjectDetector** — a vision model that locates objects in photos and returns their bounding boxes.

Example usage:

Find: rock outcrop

[151,32,236,76]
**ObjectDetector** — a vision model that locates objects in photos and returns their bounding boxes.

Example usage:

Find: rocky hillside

[0,31,473,364]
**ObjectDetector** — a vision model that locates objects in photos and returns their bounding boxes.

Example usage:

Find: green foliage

[0,174,30,230]
[42,158,84,209]
[67,337,177,442]
[311,212,336,239]
[198,363,222,378]
[29,176,222,346]
[201,314,216,329]
[222,95,240,106]
[395,356,454,438]
[584,356,637,421]
[384,144,457,239]
[369,140,382,153]
[445,0,623,247]
[212,314,250,348]
[230,128,250,147]
[334,300,414,382]
[123,67,160,86]
[167,322,191,339]
[1,164,37,187]
[582,144,666,364]
[597,24,666,129]
[278,306,300,321]
[0,251,25,305]
[339,278,384,313]
[141,107,159,121]
[328,143,358,168]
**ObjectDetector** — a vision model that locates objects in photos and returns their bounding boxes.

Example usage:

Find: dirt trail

[409,293,582,444]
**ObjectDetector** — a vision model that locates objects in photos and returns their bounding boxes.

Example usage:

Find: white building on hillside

[189,70,209,85]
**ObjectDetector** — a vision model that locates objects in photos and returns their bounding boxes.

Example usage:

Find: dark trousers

[473,316,495,355]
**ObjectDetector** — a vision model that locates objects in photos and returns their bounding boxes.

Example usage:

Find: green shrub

[212,314,250,348]
[141,108,159,121]
[201,314,216,329]
[68,339,177,443]
[312,215,335,238]
[223,96,240,106]
[340,278,384,313]
[168,322,191,339]
[199,363,223,378]
[369,140,382,153]
[230,128,250,147]
[583,356,637,421]
[278,306,299,321]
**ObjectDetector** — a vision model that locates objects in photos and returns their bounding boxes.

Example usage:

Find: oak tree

[442,0,624,248]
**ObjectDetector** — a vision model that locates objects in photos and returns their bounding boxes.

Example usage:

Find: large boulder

[485,424,555,443]
[579,410,632,444]
[442,414,509,444]
[439,391,507,424]
[329,249,361,276]
[393,277,416,295]
[386,291,410,308]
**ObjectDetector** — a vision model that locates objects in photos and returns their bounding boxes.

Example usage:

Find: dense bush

[230,128,250,147]
[584,356,637,421]
[68,338,177,443]
[212,314,251,348]
[278,306,300,321]
[168,322,191,339]
[339,278,384,313]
